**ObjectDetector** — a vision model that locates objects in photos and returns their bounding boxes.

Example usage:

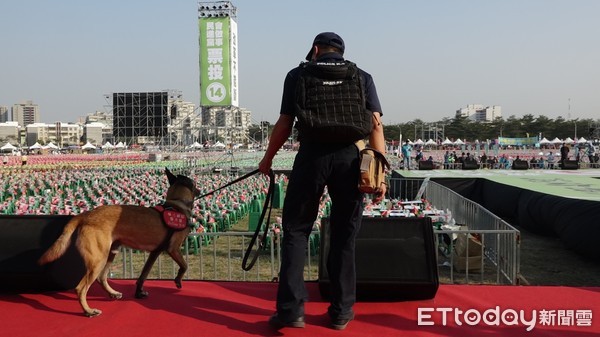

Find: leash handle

[242,169,275,271]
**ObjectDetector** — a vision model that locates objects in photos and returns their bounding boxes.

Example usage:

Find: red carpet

[1,280,599,337]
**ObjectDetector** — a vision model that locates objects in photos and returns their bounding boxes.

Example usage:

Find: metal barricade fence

[388,177,521,285]
[111,230,321,283]
[387,177,424,201]
[110,179,520,285]
[433,228,519,285]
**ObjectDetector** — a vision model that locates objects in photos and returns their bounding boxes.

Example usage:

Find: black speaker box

[0,215,85,293]
[561,160,579,170]
[512,160,529,170]
[418,160,434,170]
[319,217,439,301]
[462,161,479,170]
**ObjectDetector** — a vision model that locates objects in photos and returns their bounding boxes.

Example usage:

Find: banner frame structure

[198,1,239,108]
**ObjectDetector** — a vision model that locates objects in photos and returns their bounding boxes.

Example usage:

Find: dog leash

[196,169,261,199]
[241,169,275,271]
[195,168,275,271]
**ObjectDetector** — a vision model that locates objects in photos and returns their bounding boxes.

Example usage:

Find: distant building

[85,110,112,125]
[0,121,20,144]
[12,100,40,126]
[26,122,82,147]
[170,100,201,147]
[82,111,113,144]
[201,106,251,144]
[83,122,111,145]
[0,106,9,123]
[456,104,501,123]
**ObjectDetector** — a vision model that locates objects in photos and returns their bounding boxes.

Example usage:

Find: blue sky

[1,0,599,124]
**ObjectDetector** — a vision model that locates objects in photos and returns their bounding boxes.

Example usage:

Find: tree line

[382,114,600,143]
[249,114,600,144]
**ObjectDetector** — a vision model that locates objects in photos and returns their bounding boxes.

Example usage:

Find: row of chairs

[0,165,283,255]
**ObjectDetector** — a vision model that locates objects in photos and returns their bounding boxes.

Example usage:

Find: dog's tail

[38,216,83,265]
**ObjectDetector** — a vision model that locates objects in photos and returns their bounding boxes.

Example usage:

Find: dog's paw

[85,309,102,317]
[110,292,123,299]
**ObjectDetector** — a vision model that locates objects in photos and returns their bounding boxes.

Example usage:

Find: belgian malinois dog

[38,168,200,317]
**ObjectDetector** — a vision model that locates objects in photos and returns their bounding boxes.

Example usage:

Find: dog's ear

[165,167,177,185]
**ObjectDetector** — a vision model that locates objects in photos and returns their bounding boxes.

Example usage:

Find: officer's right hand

[258,157,272,175]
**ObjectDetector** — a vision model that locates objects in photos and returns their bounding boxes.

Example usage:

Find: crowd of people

[395,142,599,170]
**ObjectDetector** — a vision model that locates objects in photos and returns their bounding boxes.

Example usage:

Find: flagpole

[399,132,402,157]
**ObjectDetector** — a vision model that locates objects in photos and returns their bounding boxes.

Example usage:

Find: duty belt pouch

[356,140,390,194]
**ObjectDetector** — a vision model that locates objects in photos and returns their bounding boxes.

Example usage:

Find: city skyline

[1,1,599,125]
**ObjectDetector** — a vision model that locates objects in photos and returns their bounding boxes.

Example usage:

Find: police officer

[259,32,386,330]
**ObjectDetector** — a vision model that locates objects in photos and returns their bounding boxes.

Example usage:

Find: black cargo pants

[276,142,363,321]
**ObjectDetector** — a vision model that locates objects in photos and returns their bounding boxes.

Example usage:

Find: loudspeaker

[319,217,439,301]
[512,160,529,170]
[0,215,85,293]
[418,160,434,170]
[561,160,579,170]
[462,161,479,170]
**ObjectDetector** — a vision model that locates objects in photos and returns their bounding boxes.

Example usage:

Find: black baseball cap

[305,32,345,61]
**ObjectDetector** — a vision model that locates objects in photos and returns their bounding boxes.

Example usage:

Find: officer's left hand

[373,183,386,203]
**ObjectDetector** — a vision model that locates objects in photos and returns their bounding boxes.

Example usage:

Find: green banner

[498,136,539,146]
[199,17,231,106]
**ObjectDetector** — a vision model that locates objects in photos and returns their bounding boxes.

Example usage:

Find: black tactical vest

[294,61,372,143]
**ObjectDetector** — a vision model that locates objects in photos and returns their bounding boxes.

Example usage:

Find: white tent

[551,137,562,144]
[102,142,114,149]
[1,142,17,152]
[564,137,574,144]
[42,142,59,150]
[454,138,465,145]
[414,139,424,145]
[190,141,203,149]
[29,142,43,150]
[213,141,226,148]
[425,139,437,146]
[442,138,453,145]
[82,142,97,150]
[577,137,588,143]
[115,142,126,149]
[539,137,550,144]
